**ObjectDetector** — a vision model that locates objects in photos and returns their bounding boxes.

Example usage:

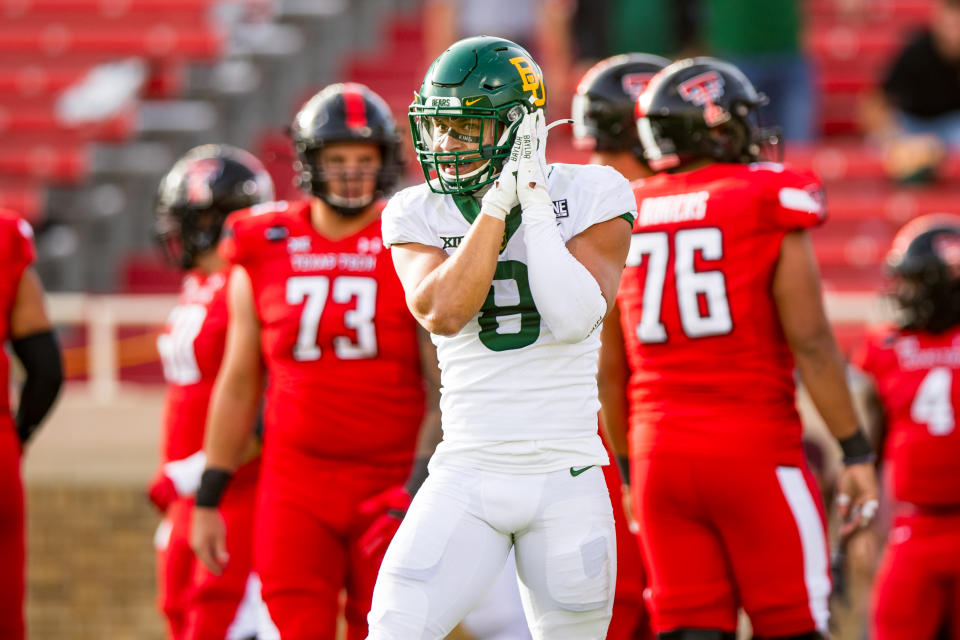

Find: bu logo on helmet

[621,73,655,101]
[678,71,728,126]
[509,56,546,107]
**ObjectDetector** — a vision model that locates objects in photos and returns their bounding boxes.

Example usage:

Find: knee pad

[530,607,611,640]
[659,630,736,640]
[542,501,615,613]
[367,578,433,640]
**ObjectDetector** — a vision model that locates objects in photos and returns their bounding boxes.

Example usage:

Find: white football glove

[480,125,522,221]
[516,110,553,222]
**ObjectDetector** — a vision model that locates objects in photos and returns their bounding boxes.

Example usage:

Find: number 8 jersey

[220,200,425,465]
[622,162,826,463]
[382,163,636,473]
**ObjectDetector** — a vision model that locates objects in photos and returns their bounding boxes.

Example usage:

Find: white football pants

[461,549,531,640]
[366,464,616,640]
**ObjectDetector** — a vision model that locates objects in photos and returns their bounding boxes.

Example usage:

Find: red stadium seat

[0,0,216,28]
[0,103,137,143]
[0,25,224,60]
[0,181,47,224]
[0,143,89,184]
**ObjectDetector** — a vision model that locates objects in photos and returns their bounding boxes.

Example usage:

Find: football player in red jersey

[0,210,62,640]
[151,144,275,640]
[599,57,880,640]
[190,83,439,640]
[573,52,670,640]
[853,215,960,640]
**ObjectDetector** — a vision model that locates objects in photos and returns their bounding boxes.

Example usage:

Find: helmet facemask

[156,201,232,269]
[297,143,389,218]
[291,83,404,215]
[296,141,400,217]
[410,99,525,195]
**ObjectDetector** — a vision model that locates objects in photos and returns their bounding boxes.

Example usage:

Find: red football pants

[872,510,960,640]
[632,455,830,636]
[601,460,652,640]
[0,425,24,640]
[157,497,193,640]
[185,461,259,640]
[156,461,259,640]
[255,449,408,640]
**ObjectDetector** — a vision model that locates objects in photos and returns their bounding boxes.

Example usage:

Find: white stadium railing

[49,293,177,402]
[46,291,896,403]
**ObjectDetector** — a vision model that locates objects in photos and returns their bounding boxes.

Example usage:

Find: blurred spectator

[568,0,690,124]
[422,0,575,120]
[699,0,815,142]
[571,0,687,63]
[861,0,960,182]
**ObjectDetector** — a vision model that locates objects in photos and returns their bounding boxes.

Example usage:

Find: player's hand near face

[516,111,553,219]
[479,125,521,221]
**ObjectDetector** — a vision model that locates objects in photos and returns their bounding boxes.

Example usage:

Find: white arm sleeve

[523,213,607,344]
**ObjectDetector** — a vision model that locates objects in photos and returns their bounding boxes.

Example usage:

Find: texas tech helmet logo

[677,71,728,126]
[185,158,221,206]
[621,73,655,102]
[934,234,960,276]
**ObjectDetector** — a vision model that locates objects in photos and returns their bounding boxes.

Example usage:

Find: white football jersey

[382,163,636,472]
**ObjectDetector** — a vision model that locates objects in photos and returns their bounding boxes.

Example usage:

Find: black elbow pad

[12,329,63,445]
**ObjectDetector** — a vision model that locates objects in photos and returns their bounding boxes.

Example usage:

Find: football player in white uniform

[367,36,637,640]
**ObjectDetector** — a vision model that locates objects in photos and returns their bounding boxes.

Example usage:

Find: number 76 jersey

[621,162,826,463]
[220,200,425,466]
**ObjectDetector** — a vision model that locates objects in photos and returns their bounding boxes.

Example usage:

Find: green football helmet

[410,35,547,195]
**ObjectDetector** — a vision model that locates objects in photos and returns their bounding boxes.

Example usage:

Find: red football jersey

[855,325,960,507]
[156,269,229,462]
[220,200,425,465]
[620,163,826,462]
[0,210,36,419]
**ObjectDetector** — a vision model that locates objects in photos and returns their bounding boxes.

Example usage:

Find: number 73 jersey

[621,162,826,462]
[220,200,425,465]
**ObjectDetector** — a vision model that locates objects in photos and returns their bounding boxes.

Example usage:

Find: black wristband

[195,468,233,508]
[404,456,430,497]
[616,454,631,486]
[838,430,875,465]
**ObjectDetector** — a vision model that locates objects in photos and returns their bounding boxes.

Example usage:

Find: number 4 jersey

[220,200,425,466]
[621,162,826,463]
[855,326,960,507]
[381,163,636,473]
